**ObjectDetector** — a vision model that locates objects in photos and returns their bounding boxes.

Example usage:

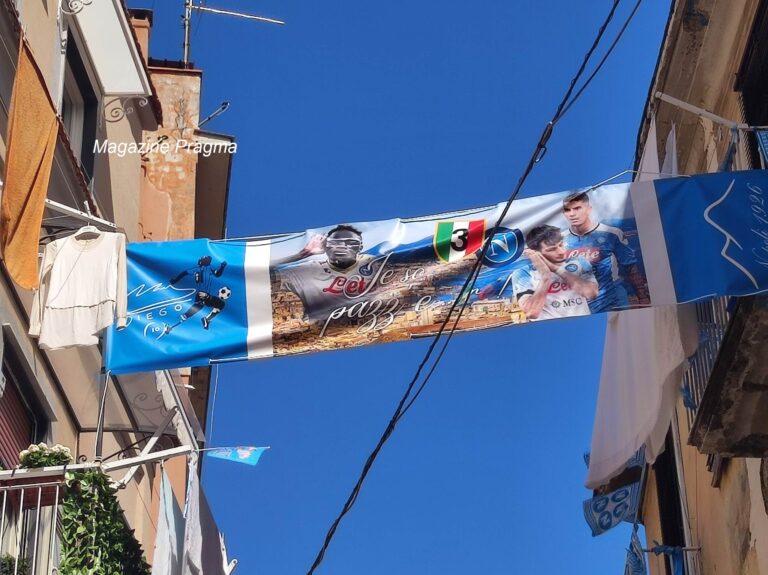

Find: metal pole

[47,485,60,575]
[655,92,749,130]
[31,488,42,575]
[671,408,699,575]
[14,488,24,575]
[94,372,111,461]
[642,546,701,553]
[183,0,192,65]
[0,491,6,558]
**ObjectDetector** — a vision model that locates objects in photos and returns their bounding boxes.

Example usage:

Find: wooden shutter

[0,374,34,469]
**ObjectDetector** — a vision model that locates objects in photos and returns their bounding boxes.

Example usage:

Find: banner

[106,170,768,374]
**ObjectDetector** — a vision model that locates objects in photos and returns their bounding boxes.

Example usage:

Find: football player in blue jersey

[562,191,650,313]
[510,225,598,321]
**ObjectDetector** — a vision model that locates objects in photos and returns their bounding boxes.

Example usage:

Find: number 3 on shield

[451,227,468,251]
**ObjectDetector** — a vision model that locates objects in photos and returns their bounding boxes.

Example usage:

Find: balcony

[689,296,768,456]
[0,479,63,575]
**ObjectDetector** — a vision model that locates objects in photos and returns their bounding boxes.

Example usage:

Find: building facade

[635,1,768,574]
[0,1,230,571]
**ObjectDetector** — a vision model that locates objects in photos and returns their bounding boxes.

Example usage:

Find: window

[736,3,768,167]
[0,344,47,470]
[61,31,98,178]
[653,433,686,575]
[0,337,56,570]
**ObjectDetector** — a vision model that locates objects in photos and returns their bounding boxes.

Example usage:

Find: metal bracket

[44,198,117,230]
[114,407,178,488]
[655,92,749,130]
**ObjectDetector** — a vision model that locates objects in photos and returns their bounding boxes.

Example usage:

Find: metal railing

[682,297,731,427]
[0,481,62,575]
[681,297,732,487]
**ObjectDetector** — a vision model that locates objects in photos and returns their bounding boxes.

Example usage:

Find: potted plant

[1,443,73,510]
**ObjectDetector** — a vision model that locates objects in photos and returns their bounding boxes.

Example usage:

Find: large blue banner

[105,170,768,374]
[106,239,249,372]
[654,171,768,302]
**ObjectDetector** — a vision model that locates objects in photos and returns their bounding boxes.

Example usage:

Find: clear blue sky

[134,1,669,572]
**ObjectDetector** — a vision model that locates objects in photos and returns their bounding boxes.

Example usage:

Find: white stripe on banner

[245,242,274,359]
[449,220,468,262]
[629,180,677,305]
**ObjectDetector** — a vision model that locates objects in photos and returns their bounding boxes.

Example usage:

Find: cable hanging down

[306,2,641,573]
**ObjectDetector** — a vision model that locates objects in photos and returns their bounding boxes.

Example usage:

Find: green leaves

[59,471,151,575]
[0,554,30,575]
[17,443,73,468]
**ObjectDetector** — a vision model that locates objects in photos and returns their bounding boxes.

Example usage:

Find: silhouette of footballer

[163,255,230,334]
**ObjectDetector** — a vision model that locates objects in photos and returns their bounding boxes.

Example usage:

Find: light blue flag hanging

[583,481,641,537]
[624,527,647,575]
[205,446,269,466]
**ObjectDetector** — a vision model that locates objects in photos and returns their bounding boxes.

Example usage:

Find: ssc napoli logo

[482,227,525,268]
[565,263,578,273]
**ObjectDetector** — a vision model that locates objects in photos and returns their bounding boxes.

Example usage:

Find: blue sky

[135,1,669,572]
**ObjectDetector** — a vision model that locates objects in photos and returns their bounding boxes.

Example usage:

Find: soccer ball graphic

[218,286,232,300]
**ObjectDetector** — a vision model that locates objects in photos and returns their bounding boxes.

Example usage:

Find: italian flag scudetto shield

[434,220,485,262]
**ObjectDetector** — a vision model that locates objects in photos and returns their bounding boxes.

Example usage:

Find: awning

[68,0,151,96]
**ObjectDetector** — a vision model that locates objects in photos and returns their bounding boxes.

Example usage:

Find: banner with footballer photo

[105,170,768,374]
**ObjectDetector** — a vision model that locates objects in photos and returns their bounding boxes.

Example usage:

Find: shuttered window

[0,355,42,470]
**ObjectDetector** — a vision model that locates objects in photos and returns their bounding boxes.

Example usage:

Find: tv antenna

[182,0,285,65]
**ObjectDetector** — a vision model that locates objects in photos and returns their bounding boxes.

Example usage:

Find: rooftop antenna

[182,0,285,65]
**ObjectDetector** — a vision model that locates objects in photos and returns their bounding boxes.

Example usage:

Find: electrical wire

[559,0,644,119]
[306,2,638,573]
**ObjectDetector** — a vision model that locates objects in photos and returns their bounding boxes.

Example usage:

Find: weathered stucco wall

[140,69,202,241]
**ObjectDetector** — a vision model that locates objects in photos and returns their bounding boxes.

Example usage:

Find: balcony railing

[681,297,731,486]
[0,480,62,575]
[682,298,731,425]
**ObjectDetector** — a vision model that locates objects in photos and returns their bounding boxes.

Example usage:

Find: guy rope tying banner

[106,170,768,374]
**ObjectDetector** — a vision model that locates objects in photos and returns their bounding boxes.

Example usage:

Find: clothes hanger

[73,224,102,240]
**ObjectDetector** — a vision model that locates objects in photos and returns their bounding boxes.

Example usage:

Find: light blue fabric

[153,468,184,575]
[206,446,268,466]
[651,543,685,575]
[624,527,646,575]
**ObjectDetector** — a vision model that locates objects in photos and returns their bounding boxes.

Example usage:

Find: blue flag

[583,481,641,537]
[205,446,269,466]
[624,528,647,575]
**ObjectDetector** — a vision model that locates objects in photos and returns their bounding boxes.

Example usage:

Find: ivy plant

[0,554,29,575]
[59,470,150,575]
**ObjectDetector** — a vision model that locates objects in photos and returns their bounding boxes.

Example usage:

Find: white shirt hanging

[29,229,127,349]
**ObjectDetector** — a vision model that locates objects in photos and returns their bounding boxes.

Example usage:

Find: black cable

[559,0,644,119]
[400,0,645,421]
[306,2,635,573]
